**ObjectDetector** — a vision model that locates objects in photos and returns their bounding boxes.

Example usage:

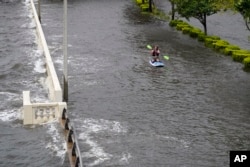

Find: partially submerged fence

[22,91,66,125]
[21,0,83,166]
[61,109,83,167]
[22,0,63,125]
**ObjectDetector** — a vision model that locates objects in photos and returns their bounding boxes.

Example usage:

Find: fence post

[23,91,34,125]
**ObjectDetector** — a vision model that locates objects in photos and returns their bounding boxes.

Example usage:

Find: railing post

[63,0,68,102]
[23,91,34,125]
[38,0,41,22]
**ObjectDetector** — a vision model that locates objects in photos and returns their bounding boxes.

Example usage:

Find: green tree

[215,0,238,10]
[169,0,177,20]
[174,0,219,35]
[235,0,250,31]
[149,0,153,12]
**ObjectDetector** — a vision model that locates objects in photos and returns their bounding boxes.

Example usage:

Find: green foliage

[243,57,250,68]
[169,19,183,27]
[140,4,149,11]
[206,35,221,40]
[232,53,250,62]
[197,33,206,41]
[235,0,250,30]
[215,0,238,10]
[175,0,218,18]
[176,22,191,30]
[232,50,250,62]
[223,45,241,55]
[182,27,192,34]
[204,37,219,48]
[174,0,219,34]
[136,0,142,5]
[212,40,230,53]
[235,0,250,18]
[189,28,202,38]
[232,49,250,55]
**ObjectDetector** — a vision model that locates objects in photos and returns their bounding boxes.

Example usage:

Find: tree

[148,0,155,12]
[169,0,177,20]
[215,0,238,10]
[174,0,219,35]
[235,0,250,31]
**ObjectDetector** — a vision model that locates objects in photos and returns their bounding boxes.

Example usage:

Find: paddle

[147,44,152,50]
[146,44,170,60]
[163,55,169,60]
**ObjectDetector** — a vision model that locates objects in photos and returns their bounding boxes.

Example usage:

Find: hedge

[189,28,202,38]
[232,53,250,62]
[197,33,206,42]
[169,20,183,27]
[140,4,149,11]
[212,40,230,52]
[176,23,190,31]
[204,38,219,48]
[182,27,192,34]
[223,45,241,55]
[243,57,250,68]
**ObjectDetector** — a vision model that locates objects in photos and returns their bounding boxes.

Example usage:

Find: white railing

[30,0,62,102]
[24,1,83,166]
[22,0,64,124]
[22,91,66,125]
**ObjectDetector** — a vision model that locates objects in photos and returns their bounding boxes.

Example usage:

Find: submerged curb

[169,19,250,70]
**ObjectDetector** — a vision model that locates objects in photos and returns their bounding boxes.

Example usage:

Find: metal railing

[61,108,83,167]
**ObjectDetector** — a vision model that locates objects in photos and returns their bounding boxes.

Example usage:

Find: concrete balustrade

[23,91,66,125]
[30,0,62,102]
[23,1,83,166]
[22,0,64,124]
[22,0,63,124]
[46,61,63,102]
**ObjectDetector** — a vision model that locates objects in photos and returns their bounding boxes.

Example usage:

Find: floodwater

[0,0,67,166]
[1,0,250,167]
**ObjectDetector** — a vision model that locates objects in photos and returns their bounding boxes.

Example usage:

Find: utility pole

[63,0,68,102]
[38,0,41,22]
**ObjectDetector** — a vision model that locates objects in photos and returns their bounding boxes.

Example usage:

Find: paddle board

[149,60,164,67]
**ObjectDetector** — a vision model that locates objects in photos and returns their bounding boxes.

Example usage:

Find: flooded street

[1,0,250,166]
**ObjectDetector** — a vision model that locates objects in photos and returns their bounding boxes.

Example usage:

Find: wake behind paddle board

[149,60,164,67]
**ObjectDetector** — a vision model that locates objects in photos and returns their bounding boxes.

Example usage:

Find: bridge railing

[30,0,62,102]
[61,108,83,167]
[22,91,67,125]
[24,0,83,166]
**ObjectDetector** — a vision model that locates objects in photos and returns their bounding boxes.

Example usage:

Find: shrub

[243,57,250,68]
[189,28,202,38]
[212,40,230,52]
[182,27,191,34]
[169,20,183,27]
[223,45,241,55]
[197,33,206,42]
[204,37,219,48]
[232,52,250,62]
[140,4,149,11]
[176,23,190,31]
[206,35,220,40]
[232,50,250,56]
[136,0,143,5]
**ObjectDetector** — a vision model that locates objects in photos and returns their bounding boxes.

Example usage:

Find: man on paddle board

[151,45,160,63]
